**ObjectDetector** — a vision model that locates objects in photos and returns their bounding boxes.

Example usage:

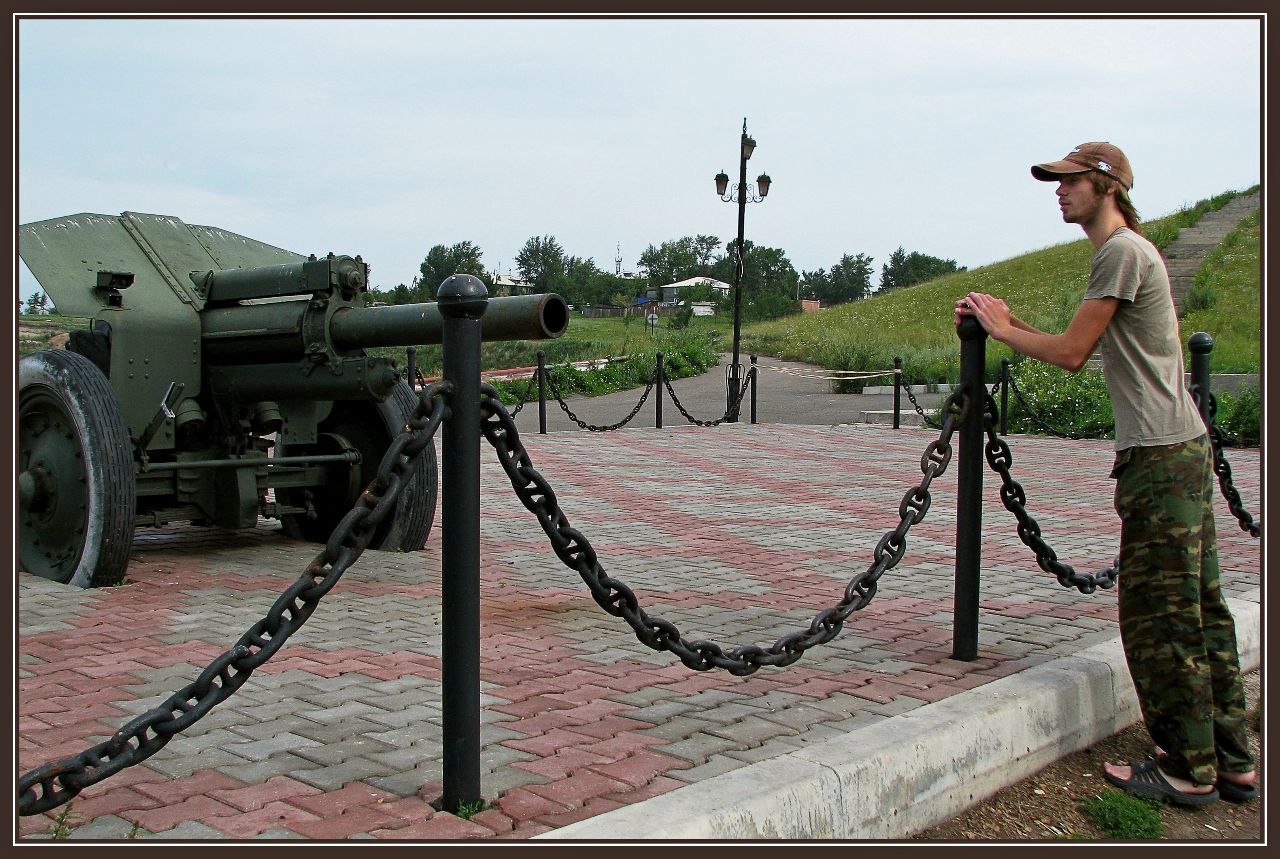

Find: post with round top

[750,353,758,424]
[436,273,488,813]
[656,351,665,429]
[893,356,902,429]
[537,350,548,435]
[999,357,1011,436]
[1188,331,1214,428]
[952,315,988,661]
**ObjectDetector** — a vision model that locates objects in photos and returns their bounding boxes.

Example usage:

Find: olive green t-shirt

[1085,227,1204,450]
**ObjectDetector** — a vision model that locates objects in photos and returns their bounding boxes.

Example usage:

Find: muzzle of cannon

[17,211,567,588]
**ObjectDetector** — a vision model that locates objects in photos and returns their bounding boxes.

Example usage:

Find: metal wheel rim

[18,388,90,582]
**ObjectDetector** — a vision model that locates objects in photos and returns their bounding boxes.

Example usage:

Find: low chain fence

[478,350,763,433]
[17,312,1259,819]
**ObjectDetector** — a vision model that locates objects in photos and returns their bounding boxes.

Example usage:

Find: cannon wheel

[278,381,437,551]
[18,349,137,588]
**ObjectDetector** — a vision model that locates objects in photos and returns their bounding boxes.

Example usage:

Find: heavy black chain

[544,369,657,432]
[16,383,453,817]
[478,383,969,675]
[980,392,1118,594]
[662,371,751,427]
[1192,388,1261,538]
[507,373,541,418]
[900,380,944,430]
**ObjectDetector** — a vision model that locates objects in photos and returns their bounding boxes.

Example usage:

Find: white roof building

[656,276,732,305]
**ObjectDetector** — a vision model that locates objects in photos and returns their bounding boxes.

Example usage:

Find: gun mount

[18,211,568,588]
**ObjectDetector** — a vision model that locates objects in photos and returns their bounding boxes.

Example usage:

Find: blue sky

[15,16,1263,302]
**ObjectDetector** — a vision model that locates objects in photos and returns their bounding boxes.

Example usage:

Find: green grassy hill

[741,188,1261,383]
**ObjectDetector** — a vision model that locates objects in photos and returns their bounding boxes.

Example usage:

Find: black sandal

[1104,760,1219,807]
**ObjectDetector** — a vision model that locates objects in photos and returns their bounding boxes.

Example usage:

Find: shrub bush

[1002,361,1114,439]
[487,340,717,405]
[1214,385,1260,446]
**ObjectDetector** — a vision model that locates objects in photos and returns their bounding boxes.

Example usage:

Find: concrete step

[859,409,929,427]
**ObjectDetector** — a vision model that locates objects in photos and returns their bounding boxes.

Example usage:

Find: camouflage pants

[1112,434,1254,786]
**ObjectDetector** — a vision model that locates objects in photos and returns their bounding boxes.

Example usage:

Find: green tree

[799,268,829,302]
[801,253,875,306]
[830,253,875,304]
[418,242,487,299]
[878,247,963,292]
[640,236,701,286]
[515,235,567,294]
[711,240,800,322]
[637,236,721,286]
[23,292,49,315]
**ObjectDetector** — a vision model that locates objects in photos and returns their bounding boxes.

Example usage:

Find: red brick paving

[15,424,1259,841]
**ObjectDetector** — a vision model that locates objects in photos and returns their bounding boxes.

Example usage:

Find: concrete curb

[539,590,1260,841]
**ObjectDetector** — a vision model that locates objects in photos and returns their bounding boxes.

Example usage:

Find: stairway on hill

[1161,190,1260,314]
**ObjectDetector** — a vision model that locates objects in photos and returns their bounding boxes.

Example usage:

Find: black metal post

[952,316,988,661]
[656,351,664,429]
[893,356,902,430]
[437,274,487,812]
[537,351,547,435]
[1188,331,1214,427]
[750,353,758,425]
[999,358,1011,436]
[406,346,417,390]
[727,121,751,423]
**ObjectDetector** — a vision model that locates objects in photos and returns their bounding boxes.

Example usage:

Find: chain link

[544,368,657,432]
[663,369,751,427]
[979,392,1118,593]
[506,373,541,418]
[16,383,453,817]
[900,380,943,429]
[478,382,970,675]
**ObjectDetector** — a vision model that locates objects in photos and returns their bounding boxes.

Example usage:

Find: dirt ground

[914,669,1262,842]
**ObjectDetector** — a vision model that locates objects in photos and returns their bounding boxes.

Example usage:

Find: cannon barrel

[330,292,569,349]
[200,292,568,364]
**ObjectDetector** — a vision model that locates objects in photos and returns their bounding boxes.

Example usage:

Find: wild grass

[741,187,1259,384]
[1081,791,1165,839]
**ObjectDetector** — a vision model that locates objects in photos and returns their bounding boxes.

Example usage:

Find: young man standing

[955,142,1256,807]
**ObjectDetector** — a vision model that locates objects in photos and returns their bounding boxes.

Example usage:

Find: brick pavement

[15,423,1261,840]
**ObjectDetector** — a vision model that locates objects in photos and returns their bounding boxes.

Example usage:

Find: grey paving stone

[293,735,398,766]
[705,714,797,746]
[252,827,308,839]
[215,751,323,783]
[620,700,697,724]
[659,732,747,764]
[67,815,144,840]
[144,747,250,779]
[290,757,390,791]
[223,731,322,762]
[667,753,751,784]
[142,821,227,839]
[633,714,717,742]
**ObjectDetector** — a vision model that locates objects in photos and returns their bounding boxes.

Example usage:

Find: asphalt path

[497,353,953,434]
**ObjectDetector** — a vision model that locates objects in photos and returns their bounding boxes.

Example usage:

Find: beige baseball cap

[1031,142,1133,190]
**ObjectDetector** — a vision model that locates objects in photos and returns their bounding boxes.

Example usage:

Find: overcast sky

[14,15,1263,302]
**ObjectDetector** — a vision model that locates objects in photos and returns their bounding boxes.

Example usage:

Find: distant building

[654,276,732,306]
[491,274,535,297]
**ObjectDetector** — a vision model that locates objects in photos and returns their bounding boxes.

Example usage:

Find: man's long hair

[1089,172,1142,233]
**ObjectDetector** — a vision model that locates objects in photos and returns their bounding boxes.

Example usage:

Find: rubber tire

[18,349,136,588]
[278,381,437,551]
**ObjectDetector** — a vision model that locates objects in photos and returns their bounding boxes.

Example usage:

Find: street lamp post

[715,117,771,422]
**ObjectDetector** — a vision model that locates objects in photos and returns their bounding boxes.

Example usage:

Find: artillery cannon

[18,211,568,588]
